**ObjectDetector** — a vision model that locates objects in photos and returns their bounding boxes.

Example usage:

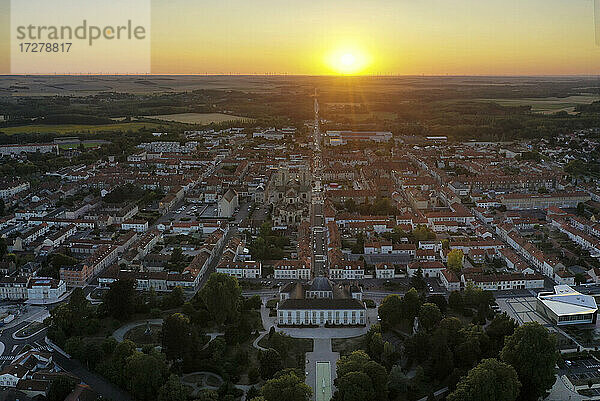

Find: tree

[501,322,558,401]
[485,313,517,356]
[401,288,421,321]
[104,279,135,320]
[164,286,185,308]
[447,358,520,401]
[364,324,384,360]
[378,294,403,327]
[427,294,448,314]
[169,247,186,272]
[125,351,169,401]
[47,376,76,401]
[418,303,442,332]
[42,252,78,278]
[447,249,464,272]
[0,237,6,258]
[411,266,426,291]
[196,389,220,401]
[259,348,283,379]
[448,290,464,311]
[387,365,409,399]
[199,273,241,325]
[334,371,374,401]
[412,225,436,241]
[162,313,193,361]
[335,351,388,401]
[426,334,454,379]
[454,324,488,369]
[574,273,587,285]
[344,198,357,213]
[261,371,312,401]
[243,294,262,310]
[158,374,189,401]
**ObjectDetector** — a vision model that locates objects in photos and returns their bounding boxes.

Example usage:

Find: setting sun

[326,48,370,75]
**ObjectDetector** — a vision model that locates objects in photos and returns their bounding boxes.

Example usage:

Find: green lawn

[337,111,397,121]
[0,122,159,135]
[143,112,253,124]
[331,335,365,356]
[316,361,332,401]
[258,333,313,368]
[58,142,106,149]
[476,95,600,114]
[124,324,163,346]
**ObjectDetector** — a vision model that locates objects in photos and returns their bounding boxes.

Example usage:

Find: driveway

[278,326,368,339]
[112,319,164,342]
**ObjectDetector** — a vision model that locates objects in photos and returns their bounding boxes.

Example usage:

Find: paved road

[112,318,164,342]
[0,303,133,401]
[311,96,326,278]
[53,352,133,401]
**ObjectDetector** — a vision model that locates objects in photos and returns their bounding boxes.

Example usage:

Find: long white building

[276,278,366,326]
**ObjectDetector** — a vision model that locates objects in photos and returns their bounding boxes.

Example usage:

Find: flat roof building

[536,285,598,326]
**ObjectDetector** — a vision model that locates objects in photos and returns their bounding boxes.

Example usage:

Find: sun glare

[327,48,369,75]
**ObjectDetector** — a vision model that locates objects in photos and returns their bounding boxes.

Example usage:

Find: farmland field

[478,95,600,114]
[143,112,253,124]
[57,141,110,149]
[0,122,159,135]
[337,111,397,121]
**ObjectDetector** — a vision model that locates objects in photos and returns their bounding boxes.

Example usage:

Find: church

[266,165,312,227]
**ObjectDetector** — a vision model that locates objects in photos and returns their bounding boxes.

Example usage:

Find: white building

[463,272,545,291]
[277,278,366,326]
[277,300,366,326]
[26,277,66,302]
[329,261,364,280]
[375,263,395,279]
[0,276,29,300]
[0,181,30,200]
[121,220,149,232]
[274,260,311,280]
[0,143,58,156]
[440,269,461,292]
[407,261,445,278]
[537,285,598,326]
[326,130,392,146]
[218,188,239,218]
[216,261,261,279]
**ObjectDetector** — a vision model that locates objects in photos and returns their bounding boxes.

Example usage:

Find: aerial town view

[1,1,600,401]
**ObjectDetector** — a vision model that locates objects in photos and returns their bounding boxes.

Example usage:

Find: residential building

[274,260,311,280]
[216,261,262,279]
[27,278,66,302]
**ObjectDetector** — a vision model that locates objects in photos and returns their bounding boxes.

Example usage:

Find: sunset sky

[2,0,600,75]
[148,0,600,75]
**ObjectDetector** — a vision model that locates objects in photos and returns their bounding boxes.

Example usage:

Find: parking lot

[158,202,219,224]
[496,296,550,325]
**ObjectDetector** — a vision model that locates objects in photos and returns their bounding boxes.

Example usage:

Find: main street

[311,94,327,278]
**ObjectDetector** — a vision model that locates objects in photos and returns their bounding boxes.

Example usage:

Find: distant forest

[1,76,600,141]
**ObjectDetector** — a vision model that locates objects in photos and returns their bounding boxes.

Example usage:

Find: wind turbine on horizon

[596,0,600,45]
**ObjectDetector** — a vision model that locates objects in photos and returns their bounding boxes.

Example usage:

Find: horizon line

[2,73,600,78]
